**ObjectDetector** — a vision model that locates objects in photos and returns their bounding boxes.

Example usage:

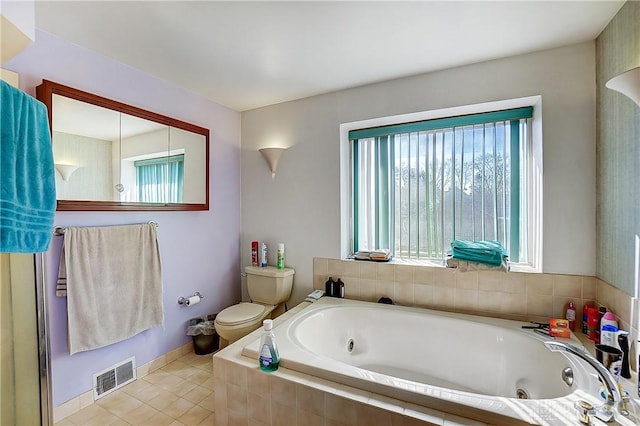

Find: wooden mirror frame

[36,80,210,211]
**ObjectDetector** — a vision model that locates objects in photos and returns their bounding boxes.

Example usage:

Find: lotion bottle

[600,311,618,346]
[258,319,279,372]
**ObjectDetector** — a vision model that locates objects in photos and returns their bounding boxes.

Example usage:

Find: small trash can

[187,314,219,355]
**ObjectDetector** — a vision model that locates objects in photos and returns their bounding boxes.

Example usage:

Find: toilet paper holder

[178,292,204,306]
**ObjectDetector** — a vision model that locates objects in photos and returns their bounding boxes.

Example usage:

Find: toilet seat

[216,302,267,326]
[215,302,277,344]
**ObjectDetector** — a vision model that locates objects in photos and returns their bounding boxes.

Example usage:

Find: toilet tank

[245,266,295,305]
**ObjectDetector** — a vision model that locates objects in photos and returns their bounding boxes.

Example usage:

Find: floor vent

[93,357,136,400]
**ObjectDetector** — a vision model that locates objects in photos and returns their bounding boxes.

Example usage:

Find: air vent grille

[93,357,136,399]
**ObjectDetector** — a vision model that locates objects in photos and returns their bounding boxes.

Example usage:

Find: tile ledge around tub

[218,345,456,426]
[214,300,640,426]
[214,301,523,426]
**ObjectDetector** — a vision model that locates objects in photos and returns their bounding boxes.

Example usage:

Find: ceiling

[35,1,625,112]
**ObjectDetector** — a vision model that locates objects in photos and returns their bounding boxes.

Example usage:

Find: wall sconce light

[259,147,287,178]
[606,66,640,107]
[54,163,80,181]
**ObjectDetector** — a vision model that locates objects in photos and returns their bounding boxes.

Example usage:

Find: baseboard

[52,342,193,423]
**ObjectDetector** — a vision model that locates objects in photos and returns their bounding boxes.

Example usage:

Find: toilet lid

[216,303,267,326]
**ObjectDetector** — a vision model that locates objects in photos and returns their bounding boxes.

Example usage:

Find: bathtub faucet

[544,341,621,423]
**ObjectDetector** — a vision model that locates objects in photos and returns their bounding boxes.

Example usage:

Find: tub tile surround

[213,298,640,426]
[213,302,508,426]
[314,257,639,370]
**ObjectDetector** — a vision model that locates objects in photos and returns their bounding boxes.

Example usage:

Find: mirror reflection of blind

[134,155,184,203]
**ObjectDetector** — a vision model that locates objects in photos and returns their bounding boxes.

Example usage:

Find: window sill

[346,256,540,273]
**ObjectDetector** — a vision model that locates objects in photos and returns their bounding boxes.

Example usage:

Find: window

[135,154,184,203]
[350,107,534,264]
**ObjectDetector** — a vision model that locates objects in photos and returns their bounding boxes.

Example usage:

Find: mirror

[36,80,209,211]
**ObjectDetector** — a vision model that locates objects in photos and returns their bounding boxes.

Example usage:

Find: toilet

[215,266,294,345]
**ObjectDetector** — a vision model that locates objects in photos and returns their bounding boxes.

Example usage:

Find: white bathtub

[242,297,609,424]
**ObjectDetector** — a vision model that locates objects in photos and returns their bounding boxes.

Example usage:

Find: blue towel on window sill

[450,240,507,266]
[1,80,56,253]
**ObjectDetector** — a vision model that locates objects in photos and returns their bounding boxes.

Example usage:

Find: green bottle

[277,243,285,269]
[259,319,280,372]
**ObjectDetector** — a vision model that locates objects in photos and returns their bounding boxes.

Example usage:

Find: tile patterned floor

[54,352,216,426]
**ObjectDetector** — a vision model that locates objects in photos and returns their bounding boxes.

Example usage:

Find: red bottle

[565,300,576,331]
[587,307,600,342]
[251,241,259,266]
[582,303,590,334]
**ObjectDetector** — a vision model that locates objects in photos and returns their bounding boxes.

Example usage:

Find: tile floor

[54,351,216,426]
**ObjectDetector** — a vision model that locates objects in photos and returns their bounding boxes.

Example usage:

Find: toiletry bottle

[597,307,607,343]
[601,324,618,347]
[335,278,345,298]
[582,303,590,334]
[277,243,285,269]
[587,307,600,342]
[325,277,334,297]
[260,243,268,267]
[617,331,631,379]
[259,319,279,372]
[565,300,576,331]
[251,241,259,266]
[600,311,617,346]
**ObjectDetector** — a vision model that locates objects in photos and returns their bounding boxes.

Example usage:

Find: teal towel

[451,240,507,266]
[1,80,56,253]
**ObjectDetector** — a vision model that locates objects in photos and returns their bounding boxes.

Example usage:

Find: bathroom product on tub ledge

[259,319,279,372]
[600,311,618,346]
[304,289,324,302]
[617,331,631,379]
[597,306,607,342]
[587,307,600,342]
[565,300,576,331]
[324,277,344,298]
[582,302,591,334]
[549,318,570,338]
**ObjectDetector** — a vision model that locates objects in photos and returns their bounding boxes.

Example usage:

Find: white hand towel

[64,223,163,354]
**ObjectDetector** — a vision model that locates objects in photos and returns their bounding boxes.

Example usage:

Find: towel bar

[53,221,159,235]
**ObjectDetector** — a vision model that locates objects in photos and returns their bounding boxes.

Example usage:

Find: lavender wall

[5,30,242,406]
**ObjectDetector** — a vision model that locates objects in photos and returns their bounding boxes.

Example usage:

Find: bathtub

[242,297,612,425]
